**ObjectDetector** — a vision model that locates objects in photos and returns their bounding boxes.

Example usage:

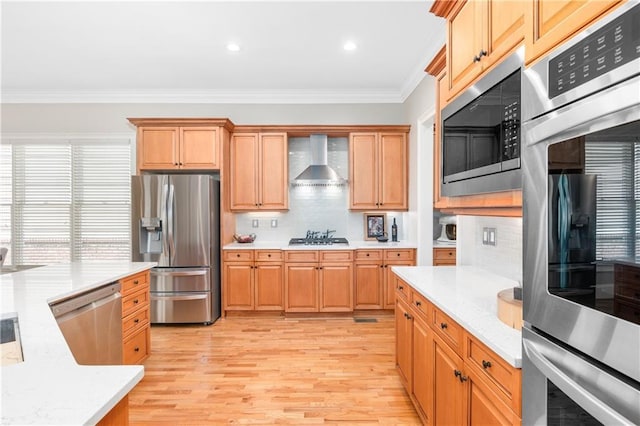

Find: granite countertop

[223,240,418,250]
[391,266,522,368]
[1,262,156,425]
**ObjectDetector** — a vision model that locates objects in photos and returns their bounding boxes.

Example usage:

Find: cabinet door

[284,263,318,312]
[230,133,259,210]
[412,315,433,423]
[180,127,220,170]
[224,262,254,310]
[354,262,383,309]
[525,0,622,65]
[486,0,524,68]
[255,263,284,310]
[259,133,288,210]
[433,335,466,426]
[319,263,353,312]
[350,133,379,209]
[383,260,414,309]
[467,370,520,426]
[379,133,408,210]
[447,0,484,97]
[395,298,413,390]
[138,127,179,170]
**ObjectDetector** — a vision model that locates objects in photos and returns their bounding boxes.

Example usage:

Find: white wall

[402,75,437,266]
[457,215,523,283]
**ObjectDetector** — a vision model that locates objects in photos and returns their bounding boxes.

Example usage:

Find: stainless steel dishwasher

[50,282,123,365]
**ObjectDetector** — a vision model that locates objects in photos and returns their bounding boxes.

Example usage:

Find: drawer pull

[415,301,422,307]
[134,347,140,352]
[397,253,401,257]
[482,360,492,369]
[236,254,241,257]
[366,253,370,257]
[133,299,139,304]
[267,254,271,257]
[133,280,139,285]
[454,369,461,378]
[134,318,140,324]
[440,322,448,329]
[398,285,404,290]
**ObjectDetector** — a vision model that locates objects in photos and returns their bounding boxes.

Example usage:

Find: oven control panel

[549,2,640,98]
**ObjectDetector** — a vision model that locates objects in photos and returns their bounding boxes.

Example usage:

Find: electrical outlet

[482,227,497,246]
[270,219,278,228]
[252,219,259,228]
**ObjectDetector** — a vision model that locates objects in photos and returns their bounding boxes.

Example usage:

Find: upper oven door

[522,75,640,384]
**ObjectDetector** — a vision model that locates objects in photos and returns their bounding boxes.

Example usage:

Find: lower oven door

[522,327,640,425]
[150,291,213,324]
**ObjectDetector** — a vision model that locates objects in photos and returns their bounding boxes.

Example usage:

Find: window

[1,138,131,265]
[584,139,638,261]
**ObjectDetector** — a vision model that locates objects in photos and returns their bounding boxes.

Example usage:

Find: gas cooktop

[289,230,348,245]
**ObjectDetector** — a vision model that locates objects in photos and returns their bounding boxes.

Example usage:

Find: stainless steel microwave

[441,46,524,197]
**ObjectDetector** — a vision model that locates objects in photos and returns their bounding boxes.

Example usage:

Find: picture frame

[364,213,387,240]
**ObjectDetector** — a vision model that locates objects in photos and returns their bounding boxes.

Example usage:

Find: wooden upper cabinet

[435,0,524,100]
[179,127,220,170]
[230,132,288,211]
[128,118,233,172]
[349,131,408,211]
[525,0,623,65]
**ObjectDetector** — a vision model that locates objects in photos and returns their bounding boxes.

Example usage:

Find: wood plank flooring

[129,315,421,425]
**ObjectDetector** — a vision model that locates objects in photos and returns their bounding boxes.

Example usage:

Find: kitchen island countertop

[1,262,156,425]
[392,265,522,368]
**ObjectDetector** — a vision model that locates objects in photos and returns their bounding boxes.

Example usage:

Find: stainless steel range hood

[293,134,346,185]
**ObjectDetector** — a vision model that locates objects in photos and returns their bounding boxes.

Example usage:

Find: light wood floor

[129,314,421,425]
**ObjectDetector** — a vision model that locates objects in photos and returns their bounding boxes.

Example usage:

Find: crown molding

[0,89,407,105]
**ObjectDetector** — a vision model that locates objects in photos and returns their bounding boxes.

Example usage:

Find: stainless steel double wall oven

[522,2,640,424]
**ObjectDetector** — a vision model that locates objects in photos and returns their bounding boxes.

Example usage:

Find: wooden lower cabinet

[355,249,416,309]
[433,247,456,266]
[395,276,522,425]
[121,270,151,365]
[285,250,353,313]
[97,395,129,426]
[223,250,284,312]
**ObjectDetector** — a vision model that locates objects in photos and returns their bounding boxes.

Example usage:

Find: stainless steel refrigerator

[131,174,220,324]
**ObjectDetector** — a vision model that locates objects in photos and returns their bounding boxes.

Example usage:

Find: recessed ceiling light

[227,43,241,52]
[343,41,357,51]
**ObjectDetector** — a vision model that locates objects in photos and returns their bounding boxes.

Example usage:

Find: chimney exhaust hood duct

[293,134,346,186]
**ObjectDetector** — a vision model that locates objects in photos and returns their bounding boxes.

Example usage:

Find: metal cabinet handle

[133,280,139,285]
[398,285,404,290]
[133,299,139,304]
[415,301,422,307]
[473,49,488,62]
[134,347,140,352]
[482,360,492,369]
[134,318,140,324]
[440,322,448,329]
[454,370,461,378]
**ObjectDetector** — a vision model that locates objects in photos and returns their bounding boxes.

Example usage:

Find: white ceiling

[1,1,445,104]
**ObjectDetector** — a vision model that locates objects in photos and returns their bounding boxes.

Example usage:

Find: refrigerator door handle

[161,183,170,259]
[167,183,176,264]
[151,269,208,277]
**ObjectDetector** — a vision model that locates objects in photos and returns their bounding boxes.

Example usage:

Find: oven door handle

[523,336,638,425]
[151,293,209,302]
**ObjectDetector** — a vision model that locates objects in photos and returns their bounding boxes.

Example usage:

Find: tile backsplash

[235,136,405,241]
[457,215,522,282]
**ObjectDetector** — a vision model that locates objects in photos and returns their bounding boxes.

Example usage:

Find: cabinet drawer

[122,287,150,317]
[255,250,283,262]
[224,250,254,262]
[396,277,410,301]
[410,289,430,321]
[123,326,150,365]
[285,250,319,262]
[121,271,149,295]
[433,248,456,260]
[433,307,464,355]
[320,250,353,262]
[385,249,415,261]
[122,305,150,337]
[614,299,640,324]
[466,334,520,411]
[355,250,383,261]
[615,283,640,302]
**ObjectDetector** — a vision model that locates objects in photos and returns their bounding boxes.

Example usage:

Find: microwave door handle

[523,338,636,425]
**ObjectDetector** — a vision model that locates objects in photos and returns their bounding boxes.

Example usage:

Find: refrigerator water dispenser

[139,217,162,254]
